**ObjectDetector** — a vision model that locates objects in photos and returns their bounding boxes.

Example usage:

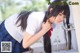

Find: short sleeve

[26,13,38,35]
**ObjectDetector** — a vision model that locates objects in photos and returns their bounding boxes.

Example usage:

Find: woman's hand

[23,20,52,48]
[42,20,52,32]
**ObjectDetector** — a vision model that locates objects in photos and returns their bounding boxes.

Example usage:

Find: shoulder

[28,11,45,21]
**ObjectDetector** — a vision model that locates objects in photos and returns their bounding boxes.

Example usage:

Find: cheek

[56,17,64,22]
[60,17,64,21]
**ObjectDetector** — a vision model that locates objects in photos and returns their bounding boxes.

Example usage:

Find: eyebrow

[59,13,66,18]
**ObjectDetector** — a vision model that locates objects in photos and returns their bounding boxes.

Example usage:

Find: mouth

[58,21,63,23]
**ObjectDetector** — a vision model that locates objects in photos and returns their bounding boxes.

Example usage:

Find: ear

[50,8,53,13]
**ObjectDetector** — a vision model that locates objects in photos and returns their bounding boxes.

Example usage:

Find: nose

[58,18,64,22]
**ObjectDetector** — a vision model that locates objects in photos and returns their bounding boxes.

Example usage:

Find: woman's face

[48,12,65,24]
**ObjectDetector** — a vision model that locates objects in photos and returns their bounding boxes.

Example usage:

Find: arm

[22,20,51,48]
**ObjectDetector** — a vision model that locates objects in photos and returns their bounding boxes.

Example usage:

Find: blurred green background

[0,0,49,22]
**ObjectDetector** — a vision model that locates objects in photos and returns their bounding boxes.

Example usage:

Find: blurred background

[0,0,48,22]
[0,0,80,53]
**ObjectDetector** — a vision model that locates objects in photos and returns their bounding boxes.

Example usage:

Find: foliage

[0,0,48,20]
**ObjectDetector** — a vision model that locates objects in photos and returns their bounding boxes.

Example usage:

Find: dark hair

[16,0,70,31]
[43,0,70,53]
[43,0,70,22]
[16,11,32,31]
[15,0,70,53]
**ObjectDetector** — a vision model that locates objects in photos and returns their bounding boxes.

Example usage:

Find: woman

[0,0,70,53]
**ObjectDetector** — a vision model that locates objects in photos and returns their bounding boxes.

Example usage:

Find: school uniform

[0,11,66,53]
[0,21,29,53]
[0,12,45,53]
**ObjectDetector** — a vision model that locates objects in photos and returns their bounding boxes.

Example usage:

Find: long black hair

[16,11,32,31]
[15,0,70,53]
[43,0,70,53]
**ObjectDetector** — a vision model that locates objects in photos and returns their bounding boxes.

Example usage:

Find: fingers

[42,20,52,32]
